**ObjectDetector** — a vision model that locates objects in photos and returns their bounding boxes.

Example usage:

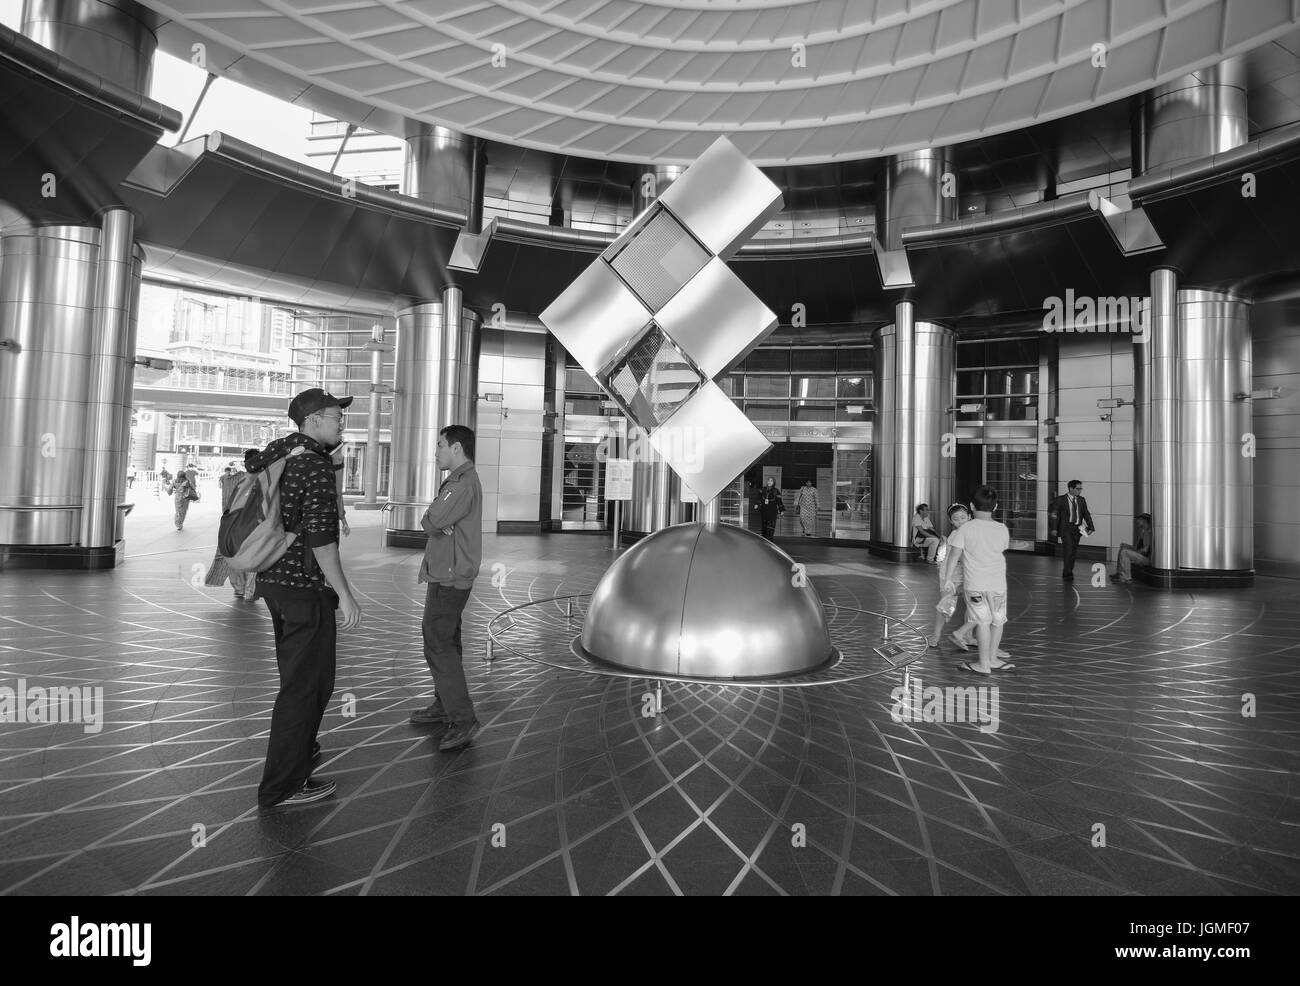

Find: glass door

[561,437,606,530]
[832,445,871,540]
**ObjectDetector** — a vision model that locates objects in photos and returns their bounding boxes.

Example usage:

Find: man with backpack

[246,388,363,810]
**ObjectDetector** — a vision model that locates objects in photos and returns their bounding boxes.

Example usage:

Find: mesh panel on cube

[607,208,710,312]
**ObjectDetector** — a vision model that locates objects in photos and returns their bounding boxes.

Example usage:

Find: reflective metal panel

[648,383,770,505]
[1177,290,1252,571]
[387,299,482,533]
[539,261,651,380]
[657,138,783,260]
[1148,269,1179,569]
[581,523,832,680]
[872,307,956,550]
[0,226,98,543]
[1141,57,1248,172]
[656,258,779,378]
[402,123,473,215]
[875,148,957,252]
[82,208,140,549]
[22,0,160,93]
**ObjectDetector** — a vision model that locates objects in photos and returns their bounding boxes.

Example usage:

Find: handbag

[187,486,200,502]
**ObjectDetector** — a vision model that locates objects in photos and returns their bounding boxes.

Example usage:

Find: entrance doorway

[744,441,834,537]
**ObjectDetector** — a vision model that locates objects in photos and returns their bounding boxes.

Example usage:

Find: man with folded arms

[409,425,483,751]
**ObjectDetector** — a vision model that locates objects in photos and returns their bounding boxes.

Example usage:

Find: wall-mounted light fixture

[1096,397,1134,410]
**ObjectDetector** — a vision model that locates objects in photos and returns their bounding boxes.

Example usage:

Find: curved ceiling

[145,0,1299,166]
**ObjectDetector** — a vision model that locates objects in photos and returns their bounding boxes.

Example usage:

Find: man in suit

[1048,479,1095,581]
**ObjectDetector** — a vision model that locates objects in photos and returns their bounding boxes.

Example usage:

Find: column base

[385,529,426,549]
[1133,565,1254,589]
[497,521,546,535]
[867,540,920,563]
[0,542,124,570]
[1035,541,1108,561]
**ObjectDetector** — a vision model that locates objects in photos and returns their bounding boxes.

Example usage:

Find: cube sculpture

[540,137,784,504]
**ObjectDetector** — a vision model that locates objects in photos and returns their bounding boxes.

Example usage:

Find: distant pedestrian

[166,469,197,531]
[1048,479,1095,581]
[795,480,818,536]
[755,477,784,540]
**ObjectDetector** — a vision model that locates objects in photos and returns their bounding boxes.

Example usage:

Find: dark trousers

[1060,523,1083,576]
[760,509,780,540]
[258,593,337,807]
[422,583,475,725]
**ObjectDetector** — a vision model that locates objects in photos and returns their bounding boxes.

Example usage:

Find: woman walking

[795,479,819,536]
[754,477,785,541]
[167,466,198,531]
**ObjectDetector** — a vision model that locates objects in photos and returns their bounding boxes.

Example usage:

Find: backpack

[218,455,298,572]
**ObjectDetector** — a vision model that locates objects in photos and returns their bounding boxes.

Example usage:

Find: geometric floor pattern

[1,505,1297,895]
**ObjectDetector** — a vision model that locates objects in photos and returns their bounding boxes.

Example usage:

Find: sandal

[957,661,993,676]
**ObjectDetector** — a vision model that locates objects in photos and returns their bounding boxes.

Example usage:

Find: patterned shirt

[245,433,339,600]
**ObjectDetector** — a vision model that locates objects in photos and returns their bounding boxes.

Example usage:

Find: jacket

[756,486,785,518]
[419,461,483,589]
[1048,493,1095,536]
[244,433,339,599]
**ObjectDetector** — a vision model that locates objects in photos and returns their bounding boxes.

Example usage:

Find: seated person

[1112,513,1153,584]
[911,503,941,563]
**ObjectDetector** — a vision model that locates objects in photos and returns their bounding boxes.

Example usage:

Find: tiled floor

[1,500,1297,895]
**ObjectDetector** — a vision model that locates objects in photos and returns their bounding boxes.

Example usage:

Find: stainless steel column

[625,446,684,535]
[21,0,160,93]
[0,218,141,554]
[1133,314,1151,519]
[1178,290,1252,571]
[1138,57,1247,171]
[402,123,475,216]
[0,227,98,546]
[874,148,957,251]
[81,207,140,548]
[1148,268,1179,569]
[386,297,482,539]
[363,322,385,505]
[698,497,720,525]
[871,303,956,556]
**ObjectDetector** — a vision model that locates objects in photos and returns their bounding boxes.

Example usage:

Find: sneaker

[439,720,480,751]
[409,703,449,725]
[267,778,336,809]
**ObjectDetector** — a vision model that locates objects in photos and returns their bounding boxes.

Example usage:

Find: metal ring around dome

[486,593,929,689]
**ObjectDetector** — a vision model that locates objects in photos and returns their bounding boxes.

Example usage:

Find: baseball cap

[288,388,354,426]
